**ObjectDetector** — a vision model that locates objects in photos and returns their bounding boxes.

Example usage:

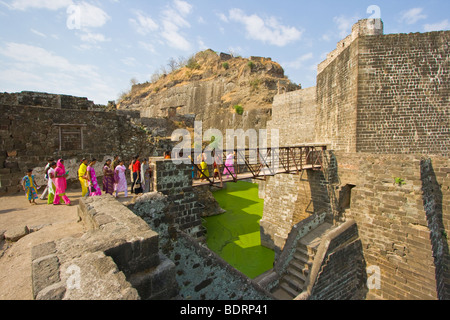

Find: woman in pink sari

[114,160,128,198]
[87,159,102,196]
[53,159,71,206]
[223,152,235,179]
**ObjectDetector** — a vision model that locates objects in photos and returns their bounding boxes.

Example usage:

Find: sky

[0,0,449,105]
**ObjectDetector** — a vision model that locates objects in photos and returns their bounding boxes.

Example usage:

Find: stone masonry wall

[130,189,274,300]
[326,151,450,300]
[152,159,205,239]
[267,86,317,146]
[260,169,333,251]
[309,222,367,300]
[32,195,178,300]
[315,40,360,152]
[0,103,153,195]
[356,32,449,156]
[0,91,96,110]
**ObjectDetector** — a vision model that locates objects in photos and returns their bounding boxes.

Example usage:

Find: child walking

[22,169,40,205]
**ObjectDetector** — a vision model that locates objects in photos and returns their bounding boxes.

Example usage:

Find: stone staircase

[271,222,333,300]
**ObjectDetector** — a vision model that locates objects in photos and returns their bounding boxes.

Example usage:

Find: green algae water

[203,181,275,279]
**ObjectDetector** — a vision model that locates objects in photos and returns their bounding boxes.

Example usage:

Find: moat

[203,181,275,279]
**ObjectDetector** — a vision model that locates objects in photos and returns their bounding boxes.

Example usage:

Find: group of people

[22,158,71,206]
[22,155,154,205]
[198,151,236,186]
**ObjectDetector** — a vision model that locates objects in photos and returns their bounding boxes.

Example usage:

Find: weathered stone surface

[4,225,29,242]
[32,195,178,300]
[32,255,61,296]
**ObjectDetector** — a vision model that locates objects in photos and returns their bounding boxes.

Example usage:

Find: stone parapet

[31,195,178,300]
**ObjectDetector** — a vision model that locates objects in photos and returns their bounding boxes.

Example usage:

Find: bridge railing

[189,145,327,186]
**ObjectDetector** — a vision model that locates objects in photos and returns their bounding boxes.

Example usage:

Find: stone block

[32,255,60,298]
[4,225,29,242]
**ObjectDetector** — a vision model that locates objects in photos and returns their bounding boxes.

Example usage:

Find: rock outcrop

[118,49,300,133]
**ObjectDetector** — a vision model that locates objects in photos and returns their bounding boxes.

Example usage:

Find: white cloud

[0,42,113,103]
[173,0,192,16]
[197,37,208,51]
[77,2,110,29]
[283,52,314,69]
[30,28,47,38]
[424,19,450,31]
[333,15,360,38]
[7,0,73,10]
[217,12,228,23]
[121,57,137,67]
[400,8,427,25]
[79,32,110,43]
[160,0,193,51]
[130,10,159,36]
[228,8,302,47]
[139,41,156,53]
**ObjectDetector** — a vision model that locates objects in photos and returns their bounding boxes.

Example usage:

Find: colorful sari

[223,154,235,178]
[78,162,88,197]
[47,167,56,205]
[23,175,38,201]
[87,166,102,196]
[114,165,128,197]
[102,165,115,195]
[54,159,71,205]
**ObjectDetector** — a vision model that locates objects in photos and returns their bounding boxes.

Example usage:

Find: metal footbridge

[191,145,327,187]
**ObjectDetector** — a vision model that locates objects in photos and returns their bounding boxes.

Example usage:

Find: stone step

[290,260,311,275]
[293,247,314,263]
[279,282,299,299]
[287,267,308,283]
[271,287,295,301]
[284,274,305,292]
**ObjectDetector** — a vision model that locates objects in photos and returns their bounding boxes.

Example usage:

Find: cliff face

[118,50,299,133]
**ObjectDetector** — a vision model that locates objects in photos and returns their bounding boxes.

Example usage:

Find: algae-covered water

[203,181,275,279]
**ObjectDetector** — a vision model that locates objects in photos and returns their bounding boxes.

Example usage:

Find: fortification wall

[0,103,155,195]
[260,168,333,251]
[315,40,360,152]
[129,169,273,300]
[32,195,178,300]
[268,87,317,146]
[326,152,450,300]
[356,32,449,156]
[0,91,97,110]
[152,159,204,239]
[315,29,449,155]
[261,151,449,299]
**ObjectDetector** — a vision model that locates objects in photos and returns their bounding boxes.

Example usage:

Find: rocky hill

[117,49,300,133]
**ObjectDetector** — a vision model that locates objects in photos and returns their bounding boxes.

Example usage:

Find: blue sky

[0,0,449,105]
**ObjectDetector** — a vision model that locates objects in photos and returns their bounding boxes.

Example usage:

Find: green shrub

[233,105,244,115]
[249,78,261,91]
[186,57,201,70]
[222,62,229,70]
[394,177,406,186]
[247,61,255,70]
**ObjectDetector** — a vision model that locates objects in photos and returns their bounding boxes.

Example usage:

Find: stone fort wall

[261,20,450,300]
[0,92,178,195]
[270,24,449,157]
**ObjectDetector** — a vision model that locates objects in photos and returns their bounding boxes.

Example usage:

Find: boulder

[4,226,30,242]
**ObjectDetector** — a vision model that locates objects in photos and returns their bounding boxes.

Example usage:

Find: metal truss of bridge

[191,145,327,187]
